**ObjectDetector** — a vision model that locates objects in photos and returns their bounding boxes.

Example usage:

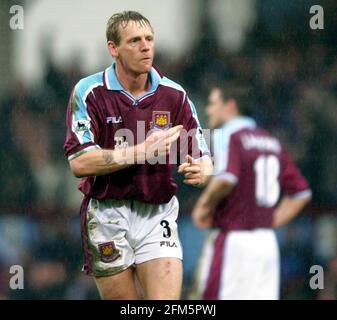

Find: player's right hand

[136,125,183,162]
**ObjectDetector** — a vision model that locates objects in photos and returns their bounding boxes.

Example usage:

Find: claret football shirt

[64,63,209,204]
[212,116,311,230]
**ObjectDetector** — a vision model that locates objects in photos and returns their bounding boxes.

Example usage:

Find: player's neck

[115,64,150,98]
[224,113,240,124]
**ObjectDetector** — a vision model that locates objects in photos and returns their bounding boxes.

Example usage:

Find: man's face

[111,21,154,74]
[206,88,229,129]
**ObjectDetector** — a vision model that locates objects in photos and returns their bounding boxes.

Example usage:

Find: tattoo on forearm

[102,151,113,165]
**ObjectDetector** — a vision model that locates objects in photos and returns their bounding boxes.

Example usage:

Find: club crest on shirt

[150,111,171,130]
[98,241,121,263]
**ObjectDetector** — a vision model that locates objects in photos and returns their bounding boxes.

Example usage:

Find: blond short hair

[106,11,153,45]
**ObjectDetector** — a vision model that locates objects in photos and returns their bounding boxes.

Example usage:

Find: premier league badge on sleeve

[72,119,91,135]
[150,111,172,130]
[72,119,93,144]
[98,241,121,263]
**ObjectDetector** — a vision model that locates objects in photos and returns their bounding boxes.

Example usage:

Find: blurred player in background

[64,11,212,300]
[190,84,311,300]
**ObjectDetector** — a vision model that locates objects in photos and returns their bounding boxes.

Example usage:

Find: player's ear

[227,99,238,114]
[107,41,119,58]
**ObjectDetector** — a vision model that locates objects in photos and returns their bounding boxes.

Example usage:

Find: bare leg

[95,267,139,300]
[136,258,183,300]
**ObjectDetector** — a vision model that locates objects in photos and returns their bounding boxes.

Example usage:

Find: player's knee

[98,285,138,300]
[150,283,181,300]
[95,274,139,300]
[100,291,134,300]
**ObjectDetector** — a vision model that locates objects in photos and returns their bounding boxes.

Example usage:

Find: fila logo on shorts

[160,241,177,247]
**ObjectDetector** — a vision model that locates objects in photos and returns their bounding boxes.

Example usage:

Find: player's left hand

[192,203,214,228]
[178,155,204,186]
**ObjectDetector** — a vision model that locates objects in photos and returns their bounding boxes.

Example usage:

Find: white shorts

[81,196,182,277]
[191,228,280,300]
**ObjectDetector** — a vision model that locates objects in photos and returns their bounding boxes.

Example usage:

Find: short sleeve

[176,95,210,162]
[280,150,311,198]
[215,134,241,184]
[63,83,102,160]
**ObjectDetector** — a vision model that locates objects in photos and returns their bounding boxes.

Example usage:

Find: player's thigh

[95,266,139,300]
[133,196,183,299]
[219,229,279,300]
[136,257,183,300]
[256,231,280,300]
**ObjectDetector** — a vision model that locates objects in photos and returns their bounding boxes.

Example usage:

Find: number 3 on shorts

[160,220,171,238]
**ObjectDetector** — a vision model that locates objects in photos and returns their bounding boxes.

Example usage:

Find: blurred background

[0,0,337,299]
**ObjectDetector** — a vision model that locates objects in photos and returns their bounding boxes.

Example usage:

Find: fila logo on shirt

[106,116,123,124]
